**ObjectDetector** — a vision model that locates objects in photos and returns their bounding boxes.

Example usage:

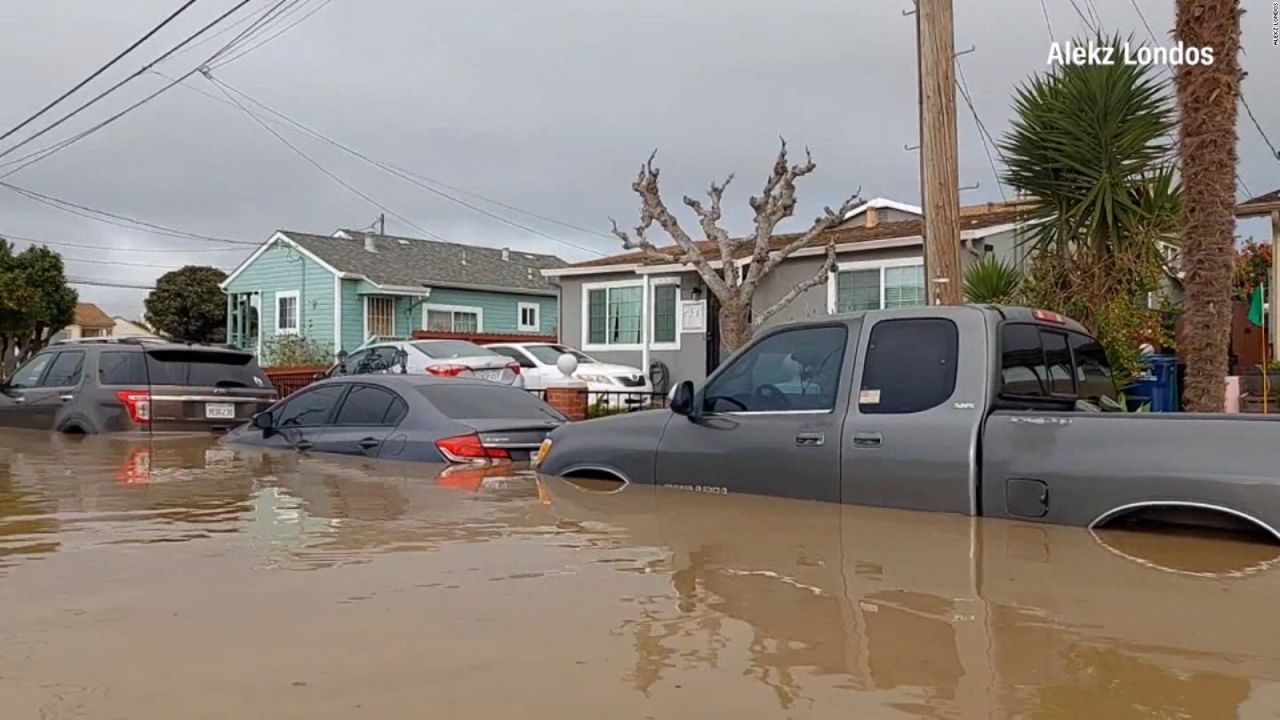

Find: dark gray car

[226,374,565,462]
[536,305,1280,540]
[0,339,276,434]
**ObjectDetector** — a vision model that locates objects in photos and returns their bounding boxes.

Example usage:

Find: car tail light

[506,362,521,376]
[435,433,511,463]
[425,364,466,377]
[115,390,151,424]
[1032,309,1066,324]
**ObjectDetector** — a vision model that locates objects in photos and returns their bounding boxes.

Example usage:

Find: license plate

[205,403,236,419]
[476,369,502,381]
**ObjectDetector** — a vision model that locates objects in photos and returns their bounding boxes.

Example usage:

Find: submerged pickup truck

[535,305,1280,539]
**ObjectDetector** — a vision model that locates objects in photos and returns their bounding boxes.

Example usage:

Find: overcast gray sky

[1,0,1276,318]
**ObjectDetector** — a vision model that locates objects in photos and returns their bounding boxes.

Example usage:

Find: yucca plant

[963,255,1024,304]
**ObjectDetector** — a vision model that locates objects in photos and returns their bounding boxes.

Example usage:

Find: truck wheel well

[560,466,629,485]
[1091,503,1280,544]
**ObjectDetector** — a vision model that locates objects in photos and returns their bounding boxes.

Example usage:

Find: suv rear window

[145,350,268,388]
[417,384,564,421]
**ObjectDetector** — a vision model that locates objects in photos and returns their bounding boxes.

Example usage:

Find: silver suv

[0,339,277,434]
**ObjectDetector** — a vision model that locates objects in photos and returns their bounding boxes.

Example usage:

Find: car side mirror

[669,380,696,417]
[252,411,274,432]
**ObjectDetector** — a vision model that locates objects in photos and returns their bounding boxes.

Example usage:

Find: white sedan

[484,343,652,397]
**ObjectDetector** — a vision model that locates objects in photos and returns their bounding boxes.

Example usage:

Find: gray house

[542,198,1027,385]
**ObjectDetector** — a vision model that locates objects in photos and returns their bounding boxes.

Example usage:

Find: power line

[166,72,614,242]
[1038,0,1055,40]
[0,0,252,162]
[1064,0,1095,32]
[954,60,1007,203]
[0,0,294,178]
[1241,95,1280,165]
[207,75,612,256]
[2,231,244,254]
[1129,0,1159,43]
[0,0,202,145]
[67,277,157,290]
[206,73,448,242]
[211,0,335,69]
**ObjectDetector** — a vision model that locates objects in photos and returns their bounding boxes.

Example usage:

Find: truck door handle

[59,394,75,402]
[853,432,883,448]
[794,431,825,447]
[358,438,380,449]
[294,439,313,452]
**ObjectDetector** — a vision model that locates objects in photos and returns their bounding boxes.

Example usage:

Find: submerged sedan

[226,375,565,463]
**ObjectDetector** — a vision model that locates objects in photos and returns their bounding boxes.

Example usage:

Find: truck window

[702,325,847,413]
[859,318,958,414]
[1000,324,1047,396]
[1070,333,1117,404]
[1042,331,1075,396]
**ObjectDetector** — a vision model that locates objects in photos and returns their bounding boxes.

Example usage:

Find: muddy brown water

[2,433,1280,718]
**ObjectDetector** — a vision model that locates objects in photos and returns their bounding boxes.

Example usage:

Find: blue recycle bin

[1125,354,1180,412]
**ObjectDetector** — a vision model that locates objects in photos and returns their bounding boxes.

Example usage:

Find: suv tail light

[425,364,466,377]
[506,362,521,376]
[115,390,151,424]
[435,433,511,463]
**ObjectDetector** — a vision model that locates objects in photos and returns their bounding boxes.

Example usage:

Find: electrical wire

[207,74,448,242]
[2,231,243,255]
[208,75,612,256]
[1064,0,1095,33]
[954,61,1007,203]
[0,183,259,246]
[1038,0,1055,40]
[210,0,335,68]
[0,0,295,178]
[67,277,158,290]
[0,0,202,145]
[0,0,252,162]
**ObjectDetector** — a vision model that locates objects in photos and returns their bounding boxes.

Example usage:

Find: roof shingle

[283,231,567,293]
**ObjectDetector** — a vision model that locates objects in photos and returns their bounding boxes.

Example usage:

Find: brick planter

[263,365,330,398]
[545,385,588,421]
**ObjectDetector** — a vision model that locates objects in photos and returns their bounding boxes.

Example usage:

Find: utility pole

[915,0,963,305]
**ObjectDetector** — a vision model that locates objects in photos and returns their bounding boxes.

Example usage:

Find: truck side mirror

[669,381,696,417]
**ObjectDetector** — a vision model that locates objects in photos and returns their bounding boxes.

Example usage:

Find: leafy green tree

[144,265,228,343]
[0,239,77,377]
[999,34,1180,382]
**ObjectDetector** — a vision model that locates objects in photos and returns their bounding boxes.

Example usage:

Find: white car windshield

[526,345,594,365]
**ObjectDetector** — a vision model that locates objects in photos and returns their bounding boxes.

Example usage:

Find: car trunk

[144,349,277,433]
[456,417,561,461]
[449,356,520,385]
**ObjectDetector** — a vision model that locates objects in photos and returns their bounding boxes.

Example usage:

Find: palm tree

[999,34,1180,380]
[1175,0,1241,412]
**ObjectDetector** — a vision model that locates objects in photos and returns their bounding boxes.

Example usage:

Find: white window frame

[275,290,300,335]
[517,302,541,333]
[826,258,924,314]
[582,279,645,351]
[363,295,397,340]
[649,276,682,351]
[422,303,484,333]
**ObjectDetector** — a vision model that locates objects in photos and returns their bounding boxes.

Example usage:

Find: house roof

[73,303,114,329]
[556,203,1026,271]
[278,231,568,294]
[1237,189,1280,218]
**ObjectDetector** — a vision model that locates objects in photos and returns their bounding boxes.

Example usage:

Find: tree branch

[752,242,838,330]
[742,189,862,295]
[683,173,737,287]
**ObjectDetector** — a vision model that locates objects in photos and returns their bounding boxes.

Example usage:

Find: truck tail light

[506,362,521,376]
[435,433,511,463]
[115,390,151,424]
[425,364,466,377]
[1032,309,1066,324]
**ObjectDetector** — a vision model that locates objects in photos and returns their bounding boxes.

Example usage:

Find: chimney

[501,247,510,261]
[363,232,378,253]
[864,206,879,228]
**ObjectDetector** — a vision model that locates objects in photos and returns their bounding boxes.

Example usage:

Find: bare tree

[610,140,861,352]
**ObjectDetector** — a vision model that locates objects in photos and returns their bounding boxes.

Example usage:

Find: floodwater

[2,435,1280,719]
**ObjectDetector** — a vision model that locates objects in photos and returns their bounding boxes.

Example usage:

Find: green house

[220,230,566,363]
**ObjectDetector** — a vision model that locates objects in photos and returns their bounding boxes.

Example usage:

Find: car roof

[309,374,511,391]
[46,338,252,355]
[484,342,560,348]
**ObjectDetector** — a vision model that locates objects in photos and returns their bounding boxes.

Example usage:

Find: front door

[0,352,59,430]
[655,323,856,502]
[265,384,349,452]
[310,383,408,458]
[840,310,987,515]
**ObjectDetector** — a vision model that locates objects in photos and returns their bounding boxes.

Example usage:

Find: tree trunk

[719,300,753,354]
[1176,0,1241,412]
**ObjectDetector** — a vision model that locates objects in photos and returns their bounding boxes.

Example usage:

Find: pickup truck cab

[535,306,1280,539]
